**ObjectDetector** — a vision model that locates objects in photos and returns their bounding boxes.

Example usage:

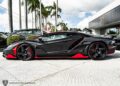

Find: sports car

[3,32,116,61]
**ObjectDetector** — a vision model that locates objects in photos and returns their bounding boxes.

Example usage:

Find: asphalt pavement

[0,51,120,86]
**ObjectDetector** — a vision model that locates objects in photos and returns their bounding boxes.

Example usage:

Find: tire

[16,43,34,61]
[87,42,107,60]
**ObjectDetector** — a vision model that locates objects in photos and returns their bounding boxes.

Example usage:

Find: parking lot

[0,51,120,86]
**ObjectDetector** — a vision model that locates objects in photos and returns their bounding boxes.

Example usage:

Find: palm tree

[57,22,68,31]
[27,0,39,28]
[27,0,52,30]
[19,0,22,29]
[51,1,62,32]
[8,0,13,32]
[27,0,40,13]
[36,3,45,29]
[25,0,62,33]
[42,6,52,28]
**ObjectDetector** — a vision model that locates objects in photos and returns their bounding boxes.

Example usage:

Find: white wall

[90,0,120,22]
[92,29,100,35]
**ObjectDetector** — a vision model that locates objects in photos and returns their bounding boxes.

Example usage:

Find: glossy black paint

[3,32,116,58]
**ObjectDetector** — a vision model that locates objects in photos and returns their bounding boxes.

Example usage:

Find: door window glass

[42,35,67,41]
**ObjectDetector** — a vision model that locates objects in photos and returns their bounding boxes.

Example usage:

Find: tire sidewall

[87,42,107,60]
[16,43,34,61]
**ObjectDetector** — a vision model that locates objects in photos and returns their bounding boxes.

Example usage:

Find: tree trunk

[32,12,34,28]
[35,10,37,28]
[55,0,58,32]
[45,18,48,31]
[39,0,43,35]
[19,0,22,29]
[8,0,13,32]
[25,0,28,29]
[42,16,44,27]
[38,14,40,29]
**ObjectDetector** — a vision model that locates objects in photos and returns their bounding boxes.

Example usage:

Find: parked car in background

[102,34,120,50]
[0,32,8,47]
[11,29,46,38]
[7,29,46,45]
[114,35,120,50]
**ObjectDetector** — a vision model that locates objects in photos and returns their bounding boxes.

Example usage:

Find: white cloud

[77,16,93,29]
[77,11,97,29]
[0,13,9,32]
[42,0,114,28]
[78,12,86,18]
[0,0,114,32]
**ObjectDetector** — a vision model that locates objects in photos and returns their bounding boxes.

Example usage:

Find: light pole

[55,0,58,32]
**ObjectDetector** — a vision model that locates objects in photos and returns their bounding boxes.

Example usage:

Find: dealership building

[89,0,120,35]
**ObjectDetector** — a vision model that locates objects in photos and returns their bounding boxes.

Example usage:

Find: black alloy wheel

[17,44,34,61]
[88,42,107,60]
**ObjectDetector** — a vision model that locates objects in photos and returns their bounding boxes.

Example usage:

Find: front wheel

[87,42,107,60]
[16,43,34,61]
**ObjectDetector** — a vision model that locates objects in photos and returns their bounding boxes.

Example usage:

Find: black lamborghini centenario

[3,32,116,60]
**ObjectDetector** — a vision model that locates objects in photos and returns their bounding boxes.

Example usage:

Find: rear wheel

[88,42,107,60]
[17,43,34,61]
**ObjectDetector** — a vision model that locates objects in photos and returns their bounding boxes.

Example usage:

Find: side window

[42,34,67,41]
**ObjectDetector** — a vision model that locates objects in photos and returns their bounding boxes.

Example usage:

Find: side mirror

[39,37,44,42]
[111,36,116,39]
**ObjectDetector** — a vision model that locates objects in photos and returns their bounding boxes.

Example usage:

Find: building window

[107,28,118,35]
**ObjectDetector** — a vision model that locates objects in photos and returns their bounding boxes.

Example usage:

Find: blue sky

[0,0,114,32]
[0,7,6,14]
[0,0,4,14]
[0,0,3,3]
[61,12,93,26]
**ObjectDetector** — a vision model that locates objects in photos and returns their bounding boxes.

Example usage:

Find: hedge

[26,35,39,41]
[7,35,23,45]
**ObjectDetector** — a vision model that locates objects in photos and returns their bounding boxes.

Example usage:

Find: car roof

[14,29,41,32]
[43,31,92,37]
[44,31,78,35]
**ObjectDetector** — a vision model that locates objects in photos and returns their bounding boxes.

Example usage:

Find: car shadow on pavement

[2,51,120,61]
[35,58,90,61]
[3,57,120,61]
[5,57,91,61]
[104,55,120,60]
[35,56,120,61]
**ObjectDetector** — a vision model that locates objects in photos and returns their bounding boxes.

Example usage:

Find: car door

[39,34,69,54]
[40,33,83,54]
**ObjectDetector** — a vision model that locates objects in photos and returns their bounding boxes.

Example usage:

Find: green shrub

[7,35,23,45]
[26,35,39,41]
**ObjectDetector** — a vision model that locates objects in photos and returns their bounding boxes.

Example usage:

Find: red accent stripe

[35,53,88,59]
[34,56,40,59]
[72,53,88,59]
[6,54,16,59]
[13,46,18,56]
